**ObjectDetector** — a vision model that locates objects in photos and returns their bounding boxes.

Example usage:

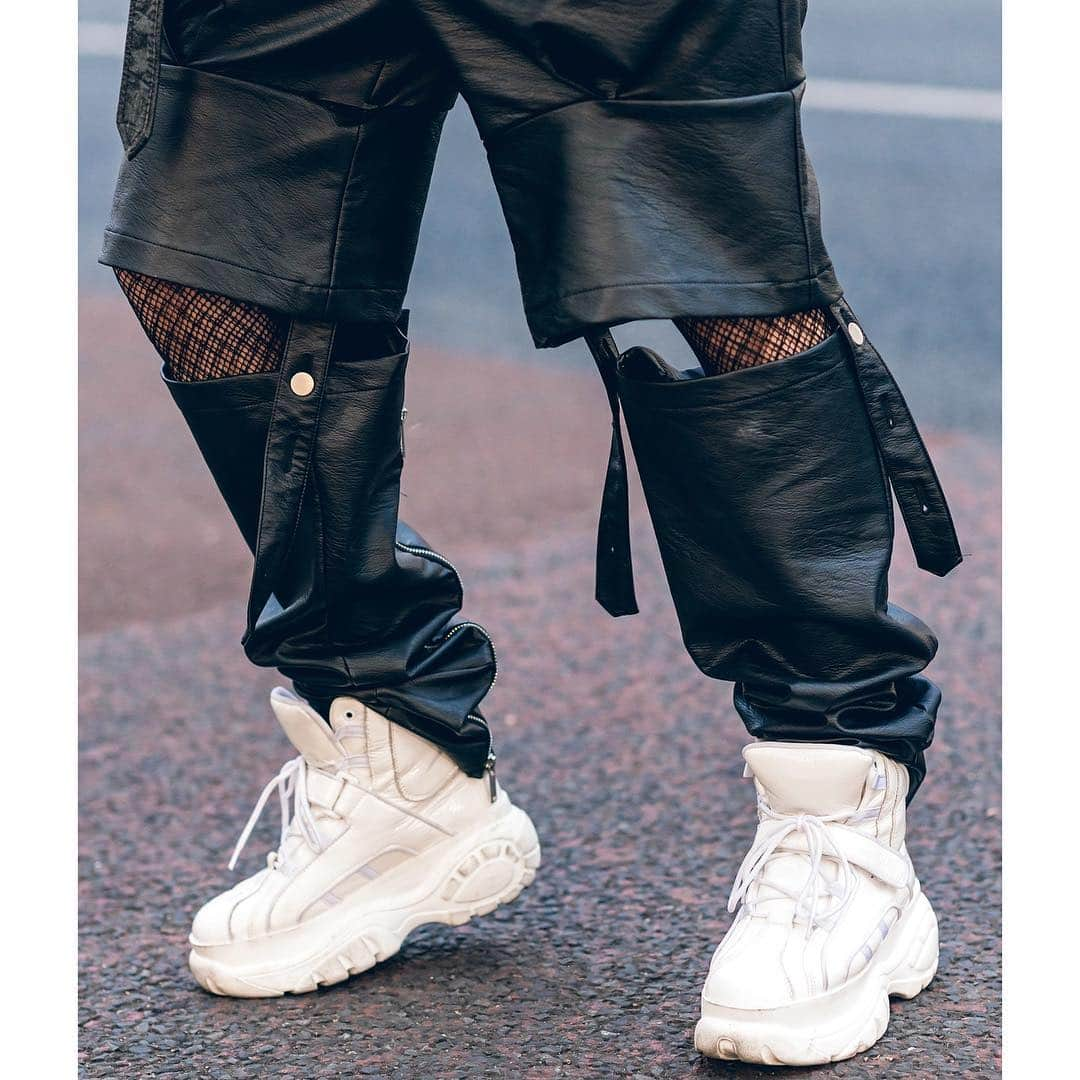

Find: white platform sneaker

[694,741,938,1066]
[188,688,540,997]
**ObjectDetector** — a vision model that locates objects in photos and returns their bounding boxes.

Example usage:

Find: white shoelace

[228,755,325,871]
[727,805,858,935]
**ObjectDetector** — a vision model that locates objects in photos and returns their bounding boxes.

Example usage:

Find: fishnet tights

[115,270,831,383]
[115,269,288,381]
[675,310,832,376]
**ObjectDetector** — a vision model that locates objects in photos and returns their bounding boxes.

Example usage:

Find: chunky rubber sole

[694,889,939,1066]
[189,803,540,998]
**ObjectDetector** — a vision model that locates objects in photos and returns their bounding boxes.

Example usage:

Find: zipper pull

[399,406,408,461]
[484,749,497,803]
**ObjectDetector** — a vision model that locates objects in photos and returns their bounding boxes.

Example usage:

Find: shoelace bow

[228,755,326,872]
[727,804,860,936]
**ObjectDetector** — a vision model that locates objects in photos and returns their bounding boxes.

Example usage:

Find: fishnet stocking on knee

[114,269,288,381]
[675,310,832,376]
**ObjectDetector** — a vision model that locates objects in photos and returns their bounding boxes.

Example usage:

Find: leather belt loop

[585,330,639,617]
[245,320,337,636]
[116,0,165,158]
[829,299,963,577]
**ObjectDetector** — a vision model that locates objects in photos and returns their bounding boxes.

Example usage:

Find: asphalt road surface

[79,3,1001,1077]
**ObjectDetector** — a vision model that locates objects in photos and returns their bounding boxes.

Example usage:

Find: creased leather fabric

[103,63,450,325]
[614,332,955,798]
[105,1,960,792]
[102,0,839,345]
[586,309,961,615]
[166,319,496,777]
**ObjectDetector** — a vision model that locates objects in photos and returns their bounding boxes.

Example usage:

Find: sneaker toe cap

[190,872,268,947]
[702,924,801,1012]
[190,890,242,947]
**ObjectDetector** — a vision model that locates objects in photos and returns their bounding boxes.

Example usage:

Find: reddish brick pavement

[79,298,1000,1078]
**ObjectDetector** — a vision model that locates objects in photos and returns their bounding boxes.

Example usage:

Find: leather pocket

[115,0,165,158]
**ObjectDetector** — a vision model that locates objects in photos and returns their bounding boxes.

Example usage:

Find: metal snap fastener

[290,372,315,397]
[847,322,865,346]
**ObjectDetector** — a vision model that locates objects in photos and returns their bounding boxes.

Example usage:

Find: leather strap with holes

[829,299,962,578]
[245,320,337,641]
[585,307,962,620]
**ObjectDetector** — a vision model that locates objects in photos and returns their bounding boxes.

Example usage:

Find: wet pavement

[79,301,1000,1078]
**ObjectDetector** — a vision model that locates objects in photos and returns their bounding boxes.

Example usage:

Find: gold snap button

[290,372,315,397]
[847,322,865,346]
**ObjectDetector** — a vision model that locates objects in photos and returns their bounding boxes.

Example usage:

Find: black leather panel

[487,89,839,346]
[614,331,951,796]
[167,322,496,777]
[105,1,840,343]
[103,64,449,324]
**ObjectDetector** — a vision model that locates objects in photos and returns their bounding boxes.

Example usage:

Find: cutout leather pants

[166,316,496,778]
[167,305,959,798]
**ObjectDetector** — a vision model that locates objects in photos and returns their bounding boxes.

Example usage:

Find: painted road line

[807,78,1000,123]
[78,22,1001,124]
[79,21,126,57]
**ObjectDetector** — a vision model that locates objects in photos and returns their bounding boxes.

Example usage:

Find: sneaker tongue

[269,688,344,769]
[743,743,873,817]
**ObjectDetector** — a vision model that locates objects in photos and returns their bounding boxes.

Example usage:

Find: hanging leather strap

[586,306,961,619]
[116,0,165,157]
[829,299,963,577]
[585,330,639,617]
[245,320,337,637]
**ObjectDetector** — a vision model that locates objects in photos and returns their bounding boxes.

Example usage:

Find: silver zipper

[393,541,499,688]
[475,734,498,803]
[395,538,460,577]
[399,406,408,460]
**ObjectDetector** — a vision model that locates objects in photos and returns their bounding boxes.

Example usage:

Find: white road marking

[80,21,127,57]
[806,78,1000,123]
[77,22,1001,124]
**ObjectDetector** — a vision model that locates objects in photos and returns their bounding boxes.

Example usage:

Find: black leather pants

[108,4,961,796]
[165,302,959,795]
[166,316,495,777]
[586,304,961,798]
[104,1,842,349]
